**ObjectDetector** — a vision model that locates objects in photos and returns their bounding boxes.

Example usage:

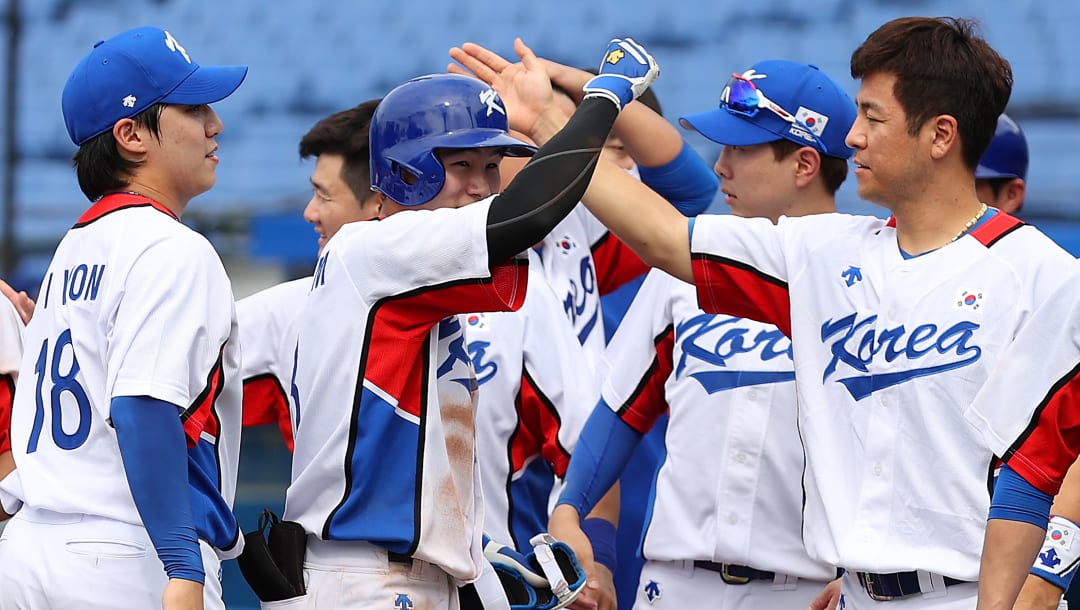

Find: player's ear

[927,114,959,161]
[793,147,821,188]
[1000,178,1026,214]
[112,118,147,156]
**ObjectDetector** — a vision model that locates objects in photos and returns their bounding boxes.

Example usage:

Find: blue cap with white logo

[62,26,248,145]
[680,59,856,160]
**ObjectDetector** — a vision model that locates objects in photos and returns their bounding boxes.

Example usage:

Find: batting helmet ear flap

[370,74,537,207]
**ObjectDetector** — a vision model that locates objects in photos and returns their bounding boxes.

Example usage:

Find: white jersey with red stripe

[236,277,309,450]
[283,198,527,583]
[689,210,1073,579]
[600,268,835,581]
[6,193,243,557]
[965,261,1080,494]
[463,249,599,548]
[538,205,648,368]
[0,293,23,455]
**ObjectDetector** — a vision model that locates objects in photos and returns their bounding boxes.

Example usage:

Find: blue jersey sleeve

[112,395,204,583]
[556,401,642,517]
[989,462,1053,528]
[637,142,719,217]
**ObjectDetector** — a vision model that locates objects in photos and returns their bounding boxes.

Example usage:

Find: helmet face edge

[370,74,537,207]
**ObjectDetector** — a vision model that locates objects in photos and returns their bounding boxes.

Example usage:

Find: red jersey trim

[691,253,792,337]
[363,263,529,419]
[75,193,178,228]
[242,374,293,452]
[590,232,649,296]
[969,212,1024,248]
[181,343,226,448]
[882,212,1025,248]
[616,325,675,434]
[1004,359,1080,495]
[511,369,571,477]
[0,373,13,454]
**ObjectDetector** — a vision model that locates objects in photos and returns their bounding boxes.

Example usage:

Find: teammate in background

[0,280,24,521]
[238,99,382,452]
[449,16,1075,609]
[470,59,717,373]
[975,113,1028,214]
[550,59,853,610]
[451,53,718,610]
[276,38,657,609]
[0,26,247,610]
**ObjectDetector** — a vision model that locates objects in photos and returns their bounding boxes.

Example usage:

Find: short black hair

[298,98,381,202]
[72,103,165,201]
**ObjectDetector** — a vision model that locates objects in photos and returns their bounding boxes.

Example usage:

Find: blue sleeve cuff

[988,463,1053,528]
[581,517,617,573]
[556,400,642,517]
[112,396,204,583]
[637,142,718,217]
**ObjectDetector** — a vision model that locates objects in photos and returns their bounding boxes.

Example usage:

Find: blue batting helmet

[370,74,537,206]
[975,113,1028,181]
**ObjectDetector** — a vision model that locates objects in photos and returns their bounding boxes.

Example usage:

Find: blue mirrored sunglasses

[721,72,830,155]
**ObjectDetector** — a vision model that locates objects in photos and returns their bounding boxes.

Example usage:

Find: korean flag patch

[795,106,829,136]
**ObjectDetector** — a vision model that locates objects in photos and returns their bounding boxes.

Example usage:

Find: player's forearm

[1013,574,1066,610]
[612,102,684,168]
[113,396,205,584]
[486,97,615,264]
[978,518,1047,609]
[558,403,640,517]
[581,160,693,283]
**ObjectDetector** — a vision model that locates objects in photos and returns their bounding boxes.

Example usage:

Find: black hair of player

[72,103,165,201]
[299,98,382,204]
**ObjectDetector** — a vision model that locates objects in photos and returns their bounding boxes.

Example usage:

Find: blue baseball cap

[680,60,856,160]
[975,113,1028,181]
[62,26,248,146]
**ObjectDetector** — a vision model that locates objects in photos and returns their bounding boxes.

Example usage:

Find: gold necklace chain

[950,203,989,243]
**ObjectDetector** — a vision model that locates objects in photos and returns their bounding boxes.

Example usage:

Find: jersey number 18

[26,329,91,452]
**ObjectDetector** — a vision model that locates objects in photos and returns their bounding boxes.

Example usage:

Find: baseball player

[451,53,719,609]
[0,26,247,610]
[550,59,854,610]
[274,38,658,610]
[975,113,1029,214]
[463,254,603,549]
[0,280,24,520]
[238,99,383,452]
[469,60,717,374]
[456,16,1077,610]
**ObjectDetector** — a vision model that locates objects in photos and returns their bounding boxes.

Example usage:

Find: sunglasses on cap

[721,72,829,155]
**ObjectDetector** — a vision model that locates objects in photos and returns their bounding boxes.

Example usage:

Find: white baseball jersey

[463,249,599,548]
[600,268,835,581]
[538,205,648,369]
[283,198,528,583]
[689,211,1074,579]
[236,277,309,451]
[6,193,243,557]
[0,292,23,456]
[966,261,1080,494]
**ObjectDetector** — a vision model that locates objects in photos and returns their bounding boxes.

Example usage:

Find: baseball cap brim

[679,107,784,147]
[161,64,249,106]
[974,163,1020,181]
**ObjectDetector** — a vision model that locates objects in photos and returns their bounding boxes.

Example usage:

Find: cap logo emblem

[163,30,191,64]
[479,88,505,117]
[122,95,137,108]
